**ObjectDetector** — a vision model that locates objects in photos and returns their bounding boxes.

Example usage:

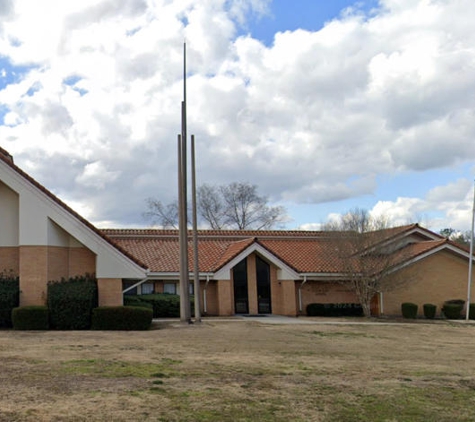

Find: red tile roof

[102,225,462,276]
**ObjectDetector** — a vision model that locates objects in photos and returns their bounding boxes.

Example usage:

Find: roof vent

[0,147,14,164]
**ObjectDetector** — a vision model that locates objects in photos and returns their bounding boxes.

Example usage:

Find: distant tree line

[144,182,288,230]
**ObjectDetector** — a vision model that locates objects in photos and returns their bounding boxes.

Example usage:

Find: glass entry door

[256,256,271,314]
[233,258,248,314]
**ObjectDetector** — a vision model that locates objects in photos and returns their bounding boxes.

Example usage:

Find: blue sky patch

[243,0,380,46]
[0,56,37,90]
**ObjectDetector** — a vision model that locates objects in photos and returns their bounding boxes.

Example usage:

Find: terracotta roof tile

[103,229,472,276]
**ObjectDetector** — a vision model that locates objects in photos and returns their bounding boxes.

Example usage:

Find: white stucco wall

[0,159,147,279]
[0,181,19,247]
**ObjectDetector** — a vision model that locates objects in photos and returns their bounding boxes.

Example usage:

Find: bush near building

[125,294,194,318]
[0,271,19,328]
[306,303,363,317]
[47,274,98,330]
[91,306,153,330]
[12,306,49,330]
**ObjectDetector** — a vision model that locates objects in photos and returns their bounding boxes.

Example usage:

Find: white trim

[213,242,300,280]
[0,159,147,279]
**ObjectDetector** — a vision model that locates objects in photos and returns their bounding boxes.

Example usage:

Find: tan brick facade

[383,251,471,316]
[246,254,258,315]
[97,278,123,306]
[19,246,49,306]
[16,245,97,307]
[69,247,96,277]
[216,279,233,315]
[299,281,358,314]
[272,279,298,316]
[0,246,19,274]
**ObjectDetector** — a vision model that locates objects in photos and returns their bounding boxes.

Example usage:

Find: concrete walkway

[153,314,473,326]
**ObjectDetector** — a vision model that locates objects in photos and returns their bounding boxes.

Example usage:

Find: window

[141,282,154,295]
[163,283,177,294]
[123,280,137,295]
[163,282,193,295]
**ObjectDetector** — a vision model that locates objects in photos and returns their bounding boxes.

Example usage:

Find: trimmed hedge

[0,271,20,328]
[126,294,194,318]
[91,306,153,330]
[442,303,463,320]
[401,302,418,319]
[47,274,98,330]
[306,303,363,317]
[423,303,437,319]
[469,303,475,320]
[123,296,154,310]
[12,306,49,330]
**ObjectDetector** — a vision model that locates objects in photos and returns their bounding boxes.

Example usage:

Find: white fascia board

[145,272,214,281]
[0,160,147,279]
[394,243,472,273]
[298,272,349,280]
[213,243,300,280]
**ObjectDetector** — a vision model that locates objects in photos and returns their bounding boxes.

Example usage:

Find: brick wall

[382,250,471,316]
[19,246,49,306]
[300,281,358,314]
[69,247,96,277]
[0,246,19,274]
[97,278,123,306]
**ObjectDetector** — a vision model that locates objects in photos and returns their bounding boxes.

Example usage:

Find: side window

[141,282,154,295]
[163,283,177,294]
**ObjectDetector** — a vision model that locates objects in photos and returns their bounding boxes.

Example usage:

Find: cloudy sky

[1,0,474,232]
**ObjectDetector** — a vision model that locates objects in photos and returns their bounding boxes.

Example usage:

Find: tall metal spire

[178,42,191,323]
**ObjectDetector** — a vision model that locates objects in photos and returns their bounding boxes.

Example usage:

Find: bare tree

[440,228,471,247]
[215,182,287,230]
[143,198,179,229]
[197,184,226,229]
[144,182,288,230]
[323,208,413,317]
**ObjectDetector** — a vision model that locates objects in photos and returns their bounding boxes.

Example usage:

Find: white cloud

[0,0,474,229]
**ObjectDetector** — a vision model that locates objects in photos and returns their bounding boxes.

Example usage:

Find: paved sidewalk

[153,314,465,326]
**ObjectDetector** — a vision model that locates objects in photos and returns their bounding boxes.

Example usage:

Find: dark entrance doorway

[233,258,248,314]
[256,256,271,314]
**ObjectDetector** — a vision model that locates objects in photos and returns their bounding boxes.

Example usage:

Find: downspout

[298,275,308,313]
[379,291,384,316]
[203,275,210,314]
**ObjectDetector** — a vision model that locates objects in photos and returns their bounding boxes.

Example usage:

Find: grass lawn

[1,319,475,421]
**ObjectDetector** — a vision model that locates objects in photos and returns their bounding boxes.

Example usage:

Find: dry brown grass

[1,319,475,421]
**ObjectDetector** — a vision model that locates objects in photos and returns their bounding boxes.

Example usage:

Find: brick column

[216,279,233,315]
[97,278,123,306]
[247,254,258,315]
[19,246,48,306]
[280,280,297,316]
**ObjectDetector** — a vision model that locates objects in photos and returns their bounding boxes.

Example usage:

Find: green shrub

[123,296,154,310]
[423,303,437,319]
[126,294,194,318]
[469,303,475,320]
[401,302,418,319]
[12,306,49,330]
[306,303,363,317]
[445,299,465,306]
[306,303,326,316]
[91,306,153,330]
[47,274,98,330]
[0,271,20,328]
[442,303,463,319]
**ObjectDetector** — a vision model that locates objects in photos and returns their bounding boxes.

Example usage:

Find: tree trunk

[361,299,372,318]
